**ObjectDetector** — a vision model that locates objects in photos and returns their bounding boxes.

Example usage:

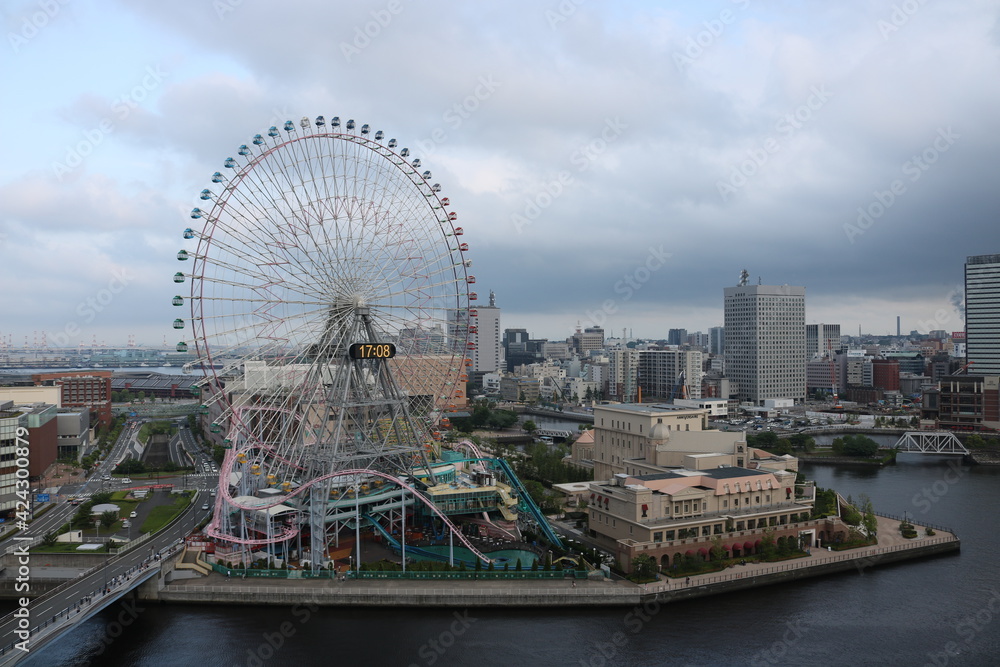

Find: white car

[202,503,210,510]
[129,511,137,518]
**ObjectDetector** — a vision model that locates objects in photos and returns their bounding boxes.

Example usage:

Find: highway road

[3,418,219,551]
[0,416,221,661]
[0,497,214,664]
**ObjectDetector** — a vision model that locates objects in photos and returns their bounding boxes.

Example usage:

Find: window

[653,531,663,542]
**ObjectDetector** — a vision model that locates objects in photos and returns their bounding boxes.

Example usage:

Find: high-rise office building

[570,326,605,355]
[637,348,703,400]
[608,349,640,401]
[806,323,841,358]
[724,283,806,404]
[667,328,687,346]
[471,290,502,373]
[709,326,725,356]
[965,254,1000,376]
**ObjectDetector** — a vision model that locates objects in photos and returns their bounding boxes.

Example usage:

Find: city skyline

[2,1,999,345]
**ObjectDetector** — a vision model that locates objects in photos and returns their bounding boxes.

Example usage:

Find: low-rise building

[499,376,540,403]
[32,371,113,427]
[588,402,820,574]
[593,403,738,480]
[56,410,90,460]
[588,468,818,572]
[567,429,595,471]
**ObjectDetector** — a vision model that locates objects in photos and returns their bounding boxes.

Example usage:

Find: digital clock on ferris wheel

[348,343,397,359]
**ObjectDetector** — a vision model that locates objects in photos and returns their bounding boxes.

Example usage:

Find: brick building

[32,371,112,427]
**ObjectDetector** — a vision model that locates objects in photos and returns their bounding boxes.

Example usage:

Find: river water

[16,456,1000,666]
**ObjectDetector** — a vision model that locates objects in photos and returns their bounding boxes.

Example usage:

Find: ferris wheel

[172,117,479,558]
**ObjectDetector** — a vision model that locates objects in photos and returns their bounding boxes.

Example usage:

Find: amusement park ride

[171,116,560,572]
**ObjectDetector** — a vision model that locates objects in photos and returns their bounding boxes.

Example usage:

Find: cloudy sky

[2,0,998,349]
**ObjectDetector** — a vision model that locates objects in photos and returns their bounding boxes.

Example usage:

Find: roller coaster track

[207,464,491,563]
[363,513,482,566]
[490,458,563,549]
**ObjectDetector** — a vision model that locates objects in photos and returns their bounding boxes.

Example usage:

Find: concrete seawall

[641,539,959,604]
[144,537,959,608]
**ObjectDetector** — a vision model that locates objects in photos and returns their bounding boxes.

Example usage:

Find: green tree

[99,510,118,529]
[522,420,538,435]
[709,536,727,563]
[842,435,878,457]
[760,530,777,560]
[842,505,862,526]
[630,554,657,581]
[771,439,793,456]
[965,434,987,450]
[42,531,59,547]
[748,431,779,450]
[788,433,815,452]
[114,459,146,475]
[859,493,878,537]
[523,480,548,509]
[91,491,113,505]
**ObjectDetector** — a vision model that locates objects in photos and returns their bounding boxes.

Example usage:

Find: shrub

[842,505,862,526]
[925,527,936,536]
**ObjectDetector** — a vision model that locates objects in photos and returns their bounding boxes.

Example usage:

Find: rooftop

[596,402,705,415]
[633,467,764,482]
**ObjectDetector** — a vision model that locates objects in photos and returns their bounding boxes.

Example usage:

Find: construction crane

[954,361,974,375]
[827,339,840,408]
[668,371,687,402]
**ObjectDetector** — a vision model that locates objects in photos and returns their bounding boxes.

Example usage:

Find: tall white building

[471,290,502,373]
[965,254,1000,376]
[608,349,640,401]
[724,283,806,405]
[806,323,841,358]
[638,349,703,400]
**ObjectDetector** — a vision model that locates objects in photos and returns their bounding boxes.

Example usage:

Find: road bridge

[0,498,210,665]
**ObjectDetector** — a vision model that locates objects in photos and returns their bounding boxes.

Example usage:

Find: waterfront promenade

[153,514,957,608]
